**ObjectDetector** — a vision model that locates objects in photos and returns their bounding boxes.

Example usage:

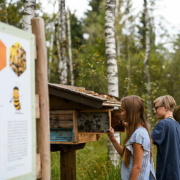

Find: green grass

[51,133,157,180]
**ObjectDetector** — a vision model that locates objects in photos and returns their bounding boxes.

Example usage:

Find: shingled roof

[48,83,121,108]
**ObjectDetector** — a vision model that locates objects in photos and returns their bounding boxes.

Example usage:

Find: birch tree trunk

[59,0,67,84]
[48,22,54,80]
[22,0,36,33]
[67,8,74,86]
[57,0,63,83]
[105,0,120,168]
[144,0,152,123]
[55,22,61,69]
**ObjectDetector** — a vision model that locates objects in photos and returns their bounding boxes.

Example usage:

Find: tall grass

[51,134,121,180]
[51,132,157,180]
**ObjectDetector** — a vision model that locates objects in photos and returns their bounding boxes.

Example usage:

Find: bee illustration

[10,87,21,111]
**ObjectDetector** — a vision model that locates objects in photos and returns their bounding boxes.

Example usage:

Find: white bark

[105,0,119,97]
[48,22,54,80]
[144,0,152,123]
[59,0,67,84]
[67,8,74,86]
[22,0,36,33]
[58,0,63,81]
[105,0,120,168]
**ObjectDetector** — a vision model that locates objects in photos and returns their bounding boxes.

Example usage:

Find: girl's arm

[110,137,124,157]
[129,143,143,180]
[108,127,124,157]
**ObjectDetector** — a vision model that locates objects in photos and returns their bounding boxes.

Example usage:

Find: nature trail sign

[0,22,36,180]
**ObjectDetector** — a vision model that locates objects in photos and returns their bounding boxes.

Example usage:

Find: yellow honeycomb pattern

[9,42,26,76]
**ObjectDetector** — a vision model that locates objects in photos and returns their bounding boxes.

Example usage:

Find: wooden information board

[0,22,36,180]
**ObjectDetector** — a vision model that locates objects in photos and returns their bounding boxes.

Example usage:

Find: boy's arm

[151,121,165,145]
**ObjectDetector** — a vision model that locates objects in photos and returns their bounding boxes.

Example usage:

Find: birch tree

[67,7,74,86]
[105,0,120,168]
[144,0,152,123]
[57,0,63,83]
[48,22,54,80]
[22,0,36,32]
[59,0,67,84]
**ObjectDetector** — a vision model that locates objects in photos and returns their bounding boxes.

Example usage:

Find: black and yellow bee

[10,87,21,110]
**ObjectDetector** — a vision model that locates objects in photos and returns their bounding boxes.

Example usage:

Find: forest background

[1,0,180,179]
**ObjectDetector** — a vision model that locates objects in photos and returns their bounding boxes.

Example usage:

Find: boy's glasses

[153,105,164,111]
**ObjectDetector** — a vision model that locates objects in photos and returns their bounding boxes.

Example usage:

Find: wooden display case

[50,109,124,145]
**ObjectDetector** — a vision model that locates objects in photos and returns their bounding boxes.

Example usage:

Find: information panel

[0,22,36,180]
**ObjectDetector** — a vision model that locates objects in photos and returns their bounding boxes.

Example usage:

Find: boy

[151,95,180,180]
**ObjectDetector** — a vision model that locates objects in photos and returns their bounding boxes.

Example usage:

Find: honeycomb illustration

[0,40,6,71]
[9,42,26,76]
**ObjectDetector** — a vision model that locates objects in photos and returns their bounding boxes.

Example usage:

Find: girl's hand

[108,127,114,139]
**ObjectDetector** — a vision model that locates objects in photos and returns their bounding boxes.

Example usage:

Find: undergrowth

[51,132,157,180]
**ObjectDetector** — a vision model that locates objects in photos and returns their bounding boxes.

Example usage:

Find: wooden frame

[50,108,124,145]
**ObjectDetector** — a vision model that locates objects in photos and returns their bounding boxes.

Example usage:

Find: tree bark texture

[57,0,63,83]
[67,8,74,86]
[55,22,61,68]
[48,22,54,80]
[31,17,51,180]
[144,0,152,123]
[105,0,119,97]
[59,0,67,84]
[105,0,120,168]
[22,0,36,33]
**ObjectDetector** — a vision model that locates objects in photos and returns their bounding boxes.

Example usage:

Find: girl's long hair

[122,95,152,167]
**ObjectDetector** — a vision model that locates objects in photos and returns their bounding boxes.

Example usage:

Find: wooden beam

[50,114,73,120]
[61,150,76,180]
[31,17,50,180]
[49,95,96,110]
[51,143,85,152]
[78,133,98,143]
[50,114,74,128]
[36,154,41,179]
[36,94,40,119]
[50,110,74,115]
[79,109,112,112]
[73,111,78,143]
[49,86,103,108]
[50,120,73,128]
[34,36,37,60]
[108,109,111,129]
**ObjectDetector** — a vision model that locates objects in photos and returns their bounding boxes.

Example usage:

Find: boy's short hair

[153,95,176,112]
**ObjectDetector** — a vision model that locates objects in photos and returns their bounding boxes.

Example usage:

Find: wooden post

[31,17,51,180]
[61,150,76,180]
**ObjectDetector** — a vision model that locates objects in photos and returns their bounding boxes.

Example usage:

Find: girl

[108,95,156,180]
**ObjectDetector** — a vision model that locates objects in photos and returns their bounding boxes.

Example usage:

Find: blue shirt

[121,127,156,180]
[151,118,180,180]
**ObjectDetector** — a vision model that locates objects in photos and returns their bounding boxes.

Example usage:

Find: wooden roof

[48,83,121,109]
